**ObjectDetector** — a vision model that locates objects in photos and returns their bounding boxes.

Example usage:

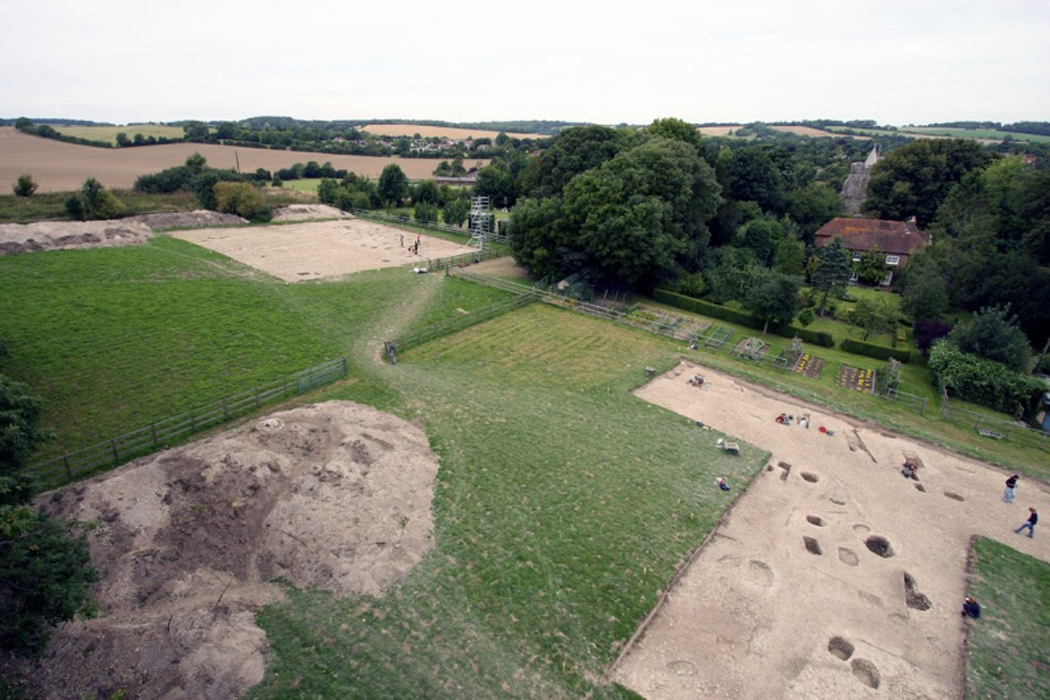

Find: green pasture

[901,127,1050,144]
[965,537,1050,699]
[281,178,322,193]
[49,124,187,145]
[4,232,1049,695]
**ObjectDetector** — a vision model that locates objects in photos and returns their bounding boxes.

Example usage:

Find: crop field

[5,231,1049,697]
[0,127,481,192]
[361,123,545,140]
[49,124,186,144]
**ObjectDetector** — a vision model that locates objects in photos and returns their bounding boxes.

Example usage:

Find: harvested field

[771,125,871,139]
[698,125,741,136]
[0,127,484,193]
[361,123,544,140]
[613,363,1050,699]
[170,218,477,281]
[50,124,186,145]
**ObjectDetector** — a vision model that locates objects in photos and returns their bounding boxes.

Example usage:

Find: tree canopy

[510,134,721,286]
[864,138,991,228]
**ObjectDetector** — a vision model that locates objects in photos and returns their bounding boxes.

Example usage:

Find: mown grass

[965,537,1050,699]
[251,305,768,697]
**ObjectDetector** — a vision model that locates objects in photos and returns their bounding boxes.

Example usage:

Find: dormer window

[885,255,900,266]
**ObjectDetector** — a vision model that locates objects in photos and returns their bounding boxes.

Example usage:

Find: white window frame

[849,269,859,282]
[852,254,862,263]
[885,254,901,266]
[881,270,894,286]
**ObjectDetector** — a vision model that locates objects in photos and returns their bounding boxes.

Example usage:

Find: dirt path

[612,362,1050,699]
[365,271,445,364]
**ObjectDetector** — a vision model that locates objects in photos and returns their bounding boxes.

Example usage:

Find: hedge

[928,340,1045,414]
[840,338,911,363]
[653,289,835,347]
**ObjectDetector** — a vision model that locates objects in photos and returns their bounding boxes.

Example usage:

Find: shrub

[12,174,37,197]
[841,338,910,363]
[797,308,815,327]
[914,318,952,354]
[63,194,86,221]
[214,182,266,219]
[414,202,439,224]
[271,177,283,187]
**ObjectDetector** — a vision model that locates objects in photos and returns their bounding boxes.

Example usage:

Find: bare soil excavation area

[19,401,439,699]
[171,218,478,282]
[613,362,1050,699]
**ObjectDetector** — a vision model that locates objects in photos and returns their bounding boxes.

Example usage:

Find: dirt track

[613,362,1050,699]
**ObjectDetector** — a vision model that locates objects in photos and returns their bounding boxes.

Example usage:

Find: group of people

[774,413,809,428]
[957,475,1039,623]
[1004,474,1038,538]
[401,233,422,255]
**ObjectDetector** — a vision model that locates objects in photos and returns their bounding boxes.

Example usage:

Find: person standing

[1004,475,1019,503]
[1015,507,1038,538]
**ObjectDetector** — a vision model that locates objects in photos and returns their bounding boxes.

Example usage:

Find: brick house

[814,217,931,286]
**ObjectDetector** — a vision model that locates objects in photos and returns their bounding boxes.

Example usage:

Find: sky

[1,0,1048,126]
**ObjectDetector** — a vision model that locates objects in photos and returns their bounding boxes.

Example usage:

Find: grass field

[965,537,1050,698]
[4,236,1048,696]
[901,127,1050,144]
[50,124,187,145]
[361,123,545,140]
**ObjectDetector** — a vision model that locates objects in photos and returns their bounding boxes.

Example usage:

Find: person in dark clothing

[1003,475,1019,503]
[961,597,981,619]
[1015,507,1038,538]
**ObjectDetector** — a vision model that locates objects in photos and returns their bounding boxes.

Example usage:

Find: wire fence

[940,392,1050,449]
[347,208,509,244]
[31,358,348,490]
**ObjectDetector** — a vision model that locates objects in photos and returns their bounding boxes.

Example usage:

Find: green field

[3,237,1048,695]
[50,124,187,144]
[901,127,1050,144]
[965,537,1050,699]
[280,178,322,193]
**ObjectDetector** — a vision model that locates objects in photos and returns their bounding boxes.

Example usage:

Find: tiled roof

[814,218,930,256]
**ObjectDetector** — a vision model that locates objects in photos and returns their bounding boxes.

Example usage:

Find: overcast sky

[1,0,1047,126]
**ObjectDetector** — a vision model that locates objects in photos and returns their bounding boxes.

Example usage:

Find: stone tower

[841,144,880,216]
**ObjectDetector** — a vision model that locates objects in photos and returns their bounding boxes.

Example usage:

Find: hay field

[0,127,483,192]
[361,123,545,140]
[697,125,869,139]
[50,124,186,145]
[698,125,741,136]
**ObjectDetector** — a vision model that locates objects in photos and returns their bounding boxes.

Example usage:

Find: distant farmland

[0,128,488,192]
[50,124,185,145]
[698,125,869,140]
[361,123,545,140]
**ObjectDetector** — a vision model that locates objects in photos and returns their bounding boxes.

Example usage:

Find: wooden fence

[31,358,348,489]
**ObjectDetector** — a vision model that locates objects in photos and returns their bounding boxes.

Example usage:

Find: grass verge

[964,537,1050,698]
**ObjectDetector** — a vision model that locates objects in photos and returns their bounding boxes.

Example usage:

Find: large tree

[718,145,786,215]
[743,271,801,333]
[947,305,1032,373]
[864,138,991,228]
[518,125,632,199]
[811,237,852,315]
[510,135,721,285]
[378,164,409,206]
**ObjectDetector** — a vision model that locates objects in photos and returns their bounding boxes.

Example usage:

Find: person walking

[1003,475,1019,503]
[1015,507,1038,538]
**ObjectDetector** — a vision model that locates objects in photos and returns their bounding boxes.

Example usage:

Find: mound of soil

[126,210,248,230]
[0,211,248,256]
[271,204,350,221]
[0,220,154,256]
[20,401,438,699]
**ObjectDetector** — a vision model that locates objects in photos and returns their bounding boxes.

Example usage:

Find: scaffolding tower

[469,196,492,250]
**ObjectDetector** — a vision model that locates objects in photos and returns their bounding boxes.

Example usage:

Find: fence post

[190,410,197,433]
[920,398,927,416]
[283,377,289,397]
[110,439,119,464]
[63,454,72,481]
[151,423,158,448]
[223,399,229,421]
[341,357,348,377]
